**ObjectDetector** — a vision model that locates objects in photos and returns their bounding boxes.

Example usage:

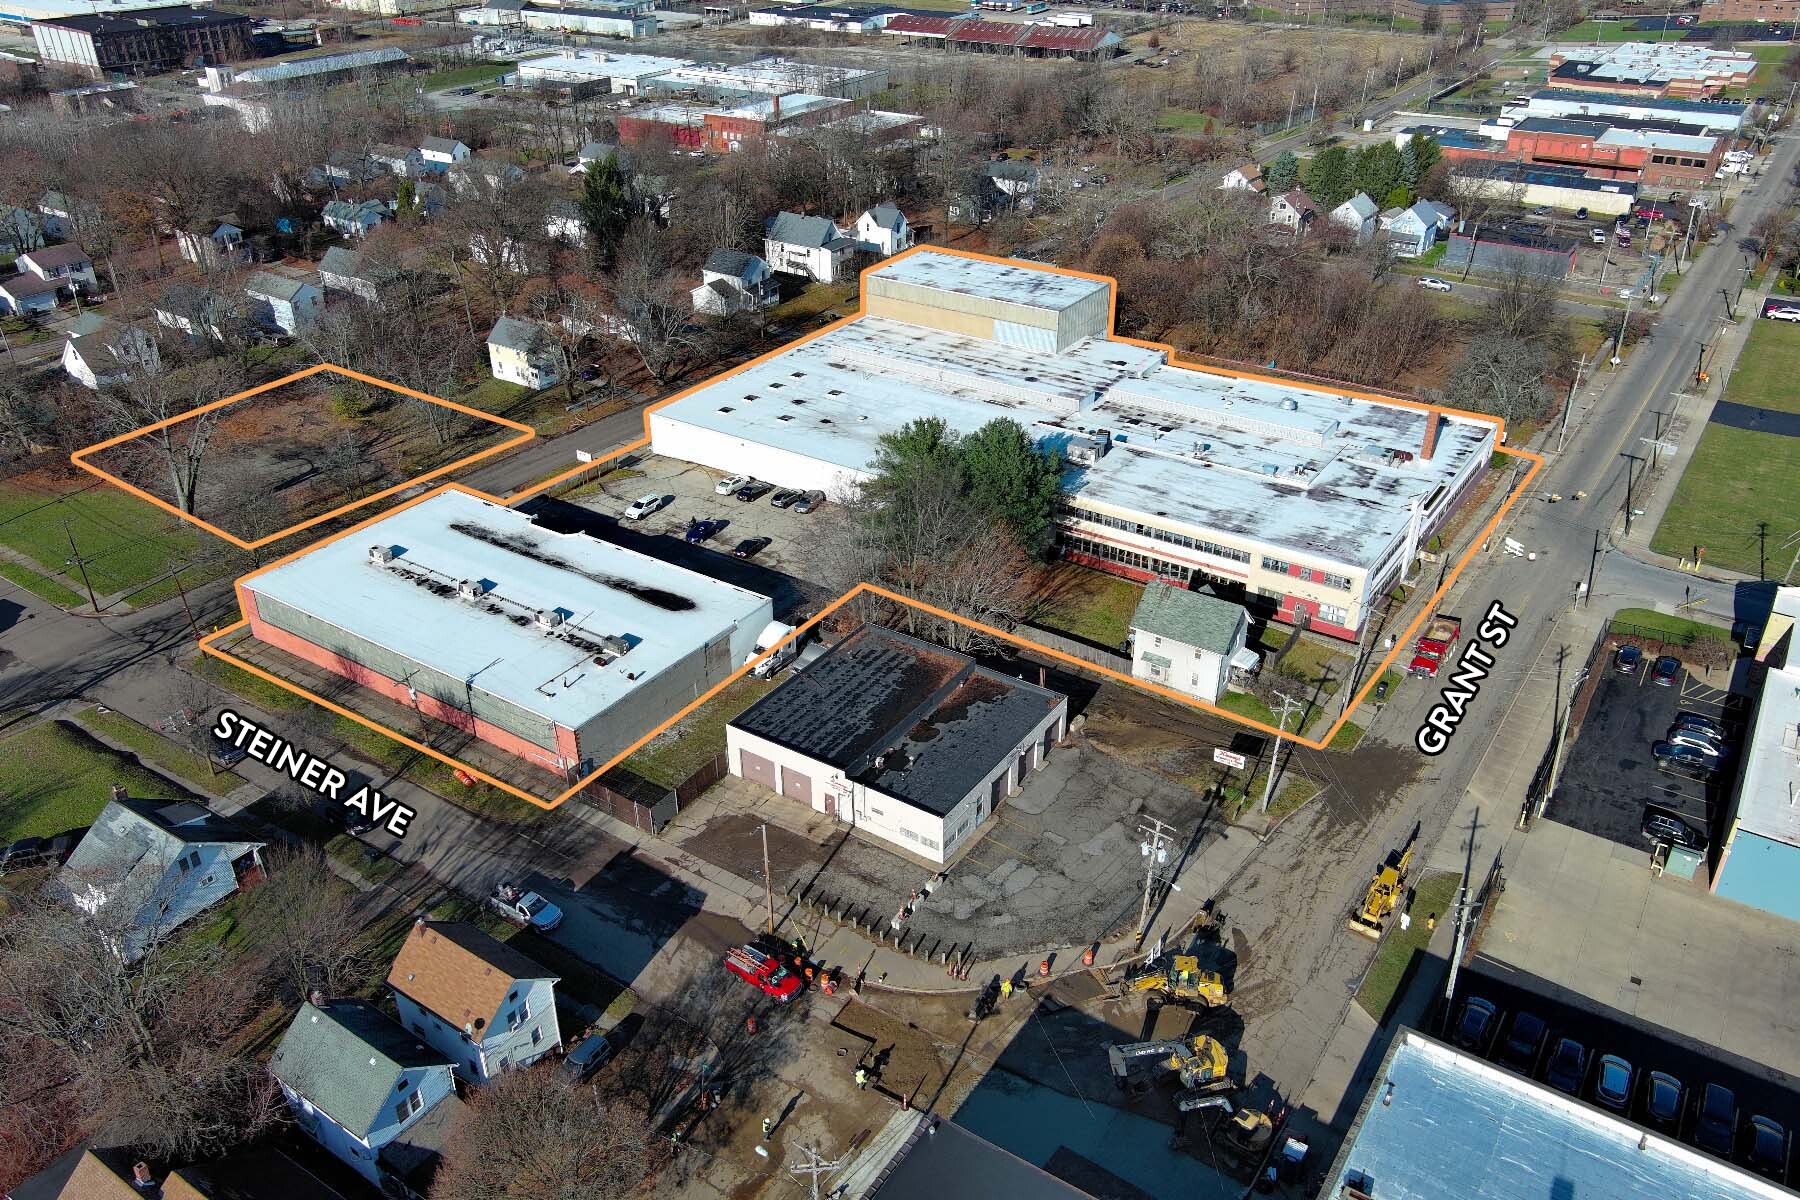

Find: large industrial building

[641,57,887,102]
[31,3,252,76]
[726,625,1067,864]
[649,250,1495,641]
[1327,1029,1785,1200]
[1714,585,1800,922]
[1503,87,1747,135]
[1549,42,1757,98]
[238,489,773,777]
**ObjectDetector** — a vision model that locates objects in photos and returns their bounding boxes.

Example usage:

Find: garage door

[781,767,812,807]
[740,750,776,791]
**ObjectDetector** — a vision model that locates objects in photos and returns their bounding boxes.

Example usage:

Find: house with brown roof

[387,919,561,1083]
[1219,162,1266,194]
[1268,188,1318,233]
[9,1144,347,1200]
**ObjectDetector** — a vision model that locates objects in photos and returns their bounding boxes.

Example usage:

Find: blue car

[685,519,721,544]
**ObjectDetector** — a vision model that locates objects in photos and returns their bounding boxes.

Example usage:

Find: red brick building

[1439,116,1727,189]
[1699,0,1800,23]
[700,93,847,153]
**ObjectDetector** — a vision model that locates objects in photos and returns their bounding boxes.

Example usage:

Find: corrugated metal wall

[251,593,561,752]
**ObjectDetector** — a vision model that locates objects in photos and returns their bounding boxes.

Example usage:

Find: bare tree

[609,226,703,386]
[234,844,375,1002]
[94,345,245,515]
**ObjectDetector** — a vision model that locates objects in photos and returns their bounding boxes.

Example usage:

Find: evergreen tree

[1351,143,1404,208]
[1305,146,1353,210]
[1265,150,1300,193]
[578,154,632,266]
[959,419,1063,554]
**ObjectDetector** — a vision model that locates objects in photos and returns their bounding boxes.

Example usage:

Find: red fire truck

[724,944,803,1003]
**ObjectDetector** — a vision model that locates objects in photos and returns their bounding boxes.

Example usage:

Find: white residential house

[448,156,526,196]
[387,920,562,1083]
[318,246,395,304]
[177,221,247,269]
[244,267,323,336]
[18,243,98,293]
[322,199,390,238]
[419,135,471,172]
[487,315,560,388]
[270,998,460,1192]
[370,142,426,177]
[763,211,857,283]
[153,281,233,341]
[0,272,62,316]
[1268,188,1318,233]
[61,314,159,390]
[1330,192,1379,244]
[691,249,778,315]
[576,139,620,170]
[1219,162,1267,194]
[545,199,586,247]
[1127,583,1256,706]
[37,190,94,240]
[321,148,380,186]
[1379,199,1456,258]
[467,230,529,273]
[0,204,45,256]
[853,203,912,257]
[53,792,265,962]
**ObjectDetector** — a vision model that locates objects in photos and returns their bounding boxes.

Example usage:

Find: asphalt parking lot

[1449,956,1800,1183]
[567,455,831,586]
[1545,650,1742,855]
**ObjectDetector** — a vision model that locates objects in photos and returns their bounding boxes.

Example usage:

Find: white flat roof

[515,50,691,79]
[650,57,879,91]
[869,252,1110,314]
[245,490,770,731]
[1597,126,1719,154]
[1736,660,1800,848]
[718,92,840,119]
[652,306,1491,568]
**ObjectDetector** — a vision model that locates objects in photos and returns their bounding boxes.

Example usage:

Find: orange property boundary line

[69,363,536,551]
[183,245,1536,810]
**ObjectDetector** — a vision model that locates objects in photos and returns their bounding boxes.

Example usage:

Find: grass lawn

[421,61,516,90]
[1607,606,1732,645]
[0,480,221,605]
[325,832,404,886]
[77,706,226,795]
[1330,721,1366,751]
[0,560,84,607]
[1650,425,1800,577]
[1354,869,1461,1020]
[769,281,854,323]
[0,720,197,842]
[1274,637,1350,698]
[455,374,532,414]
[626,676,776,789]
[1158,109,1218,133]
[1214,762,1321,820]
[1032,563,1141,648]
[1718,320,1800,415]
[1557,19,1655,40]
[196,654,311,713]
[1215,690,1306,732]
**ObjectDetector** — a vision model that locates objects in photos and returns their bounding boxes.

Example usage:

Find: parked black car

[732,537,771,559]
[1641,809,1708,851]
[1652,741,1718,777]
[559,1030,619,1085]
[1644,1071,1685,1134]
[0,836,48,875]
[1594,1054,1633,1112]
[1498,1011,1547,1073]
[1652,655,1681,687]
[734,481,774,502]
[1695,1083,1738,1157]
[1671,711,1727,739]
[1614,645,1643,675]
[769,488,804,508]
[1545,1037,1587,1095]
[1452,997,1499,1053]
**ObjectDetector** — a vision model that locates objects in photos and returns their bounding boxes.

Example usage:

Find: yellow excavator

[1126,954,1230,1010]
[1108,1034,1232,1099]
[1348,823,1420,939]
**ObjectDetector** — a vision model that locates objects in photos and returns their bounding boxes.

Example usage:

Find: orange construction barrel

[1039,959,1050,978]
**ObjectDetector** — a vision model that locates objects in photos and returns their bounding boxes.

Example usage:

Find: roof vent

[368,544,394,565]
[535,609,564,631]
[457,579,487,601]
[1281,398,1299,411]
[1260,463,1280,475]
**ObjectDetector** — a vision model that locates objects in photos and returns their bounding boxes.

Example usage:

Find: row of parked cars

[1453,996,1792,1182]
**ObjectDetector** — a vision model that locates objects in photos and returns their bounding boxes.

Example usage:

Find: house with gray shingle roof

[244,266,323,336]
[487,315,560,388]
[270,998,458,1192]
[853,202,912,257]
[53,792,264,961]
[764,211,858,283]
[322,199,389,239]
[691,248,777,315]
[1330,192,1380,244]
[1128,583,1254,704]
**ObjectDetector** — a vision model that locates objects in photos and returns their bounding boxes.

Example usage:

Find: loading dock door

[781,767,812,807]
[1043,725,1057,760]
[990,773,1007,808]
[740,750,776,791]
[1017,749,1030,786]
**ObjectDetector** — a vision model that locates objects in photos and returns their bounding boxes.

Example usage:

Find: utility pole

[788,1144,842,1200]
[1135,815,1178,944]
[61,519,97,612]
[1442,876,1470,1007]
[1557,354,1588,452]
[1756,520,1769,581]
[1261,690,1302,813]
[760,823,775,934]
[1545,653,1587,814]
[1339,615,1375,717]
[1610,290,1635,365]
[1619,452,1645,537]
[1585,529,1601,607]
[170,562,199,641]
[1694,339,1707,389]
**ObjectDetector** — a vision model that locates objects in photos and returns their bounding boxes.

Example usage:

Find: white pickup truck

[488,883,563,932]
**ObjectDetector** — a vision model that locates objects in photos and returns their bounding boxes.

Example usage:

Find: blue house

[54,791,265,962]
[271,998,461,1197]
[1378,200,1455,258]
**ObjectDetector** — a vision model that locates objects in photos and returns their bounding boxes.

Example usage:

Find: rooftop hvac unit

[368,545,394,565]
[1260,463,1279,475]
[600,633,631,657]
[535,609,564,631]
[457,579,487,600]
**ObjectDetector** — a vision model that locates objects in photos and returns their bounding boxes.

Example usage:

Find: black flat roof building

[32,5,253,77]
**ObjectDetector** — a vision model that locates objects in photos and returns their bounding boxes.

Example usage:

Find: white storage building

[727,625,1067,864]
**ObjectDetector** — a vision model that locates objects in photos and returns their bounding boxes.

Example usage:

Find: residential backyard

[1030,562,1142,649]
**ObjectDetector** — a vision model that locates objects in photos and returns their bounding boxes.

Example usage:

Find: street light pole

[760,823,775,934]
[1558,354,1588,453]
[1619,452,1646,537]
[1261,690,1301,813]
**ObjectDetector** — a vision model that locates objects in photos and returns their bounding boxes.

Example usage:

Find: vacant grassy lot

[626,676,776,789]
[1720,321,1800,415]
[0,720,196,841]
[78,706,226,795]
[421,60,516,90]
[1608,607,1732,645]
[1651,425,1800,577]
[1355,869,1460,1020]
[0,475,218,605]
[1032,563,1141,648]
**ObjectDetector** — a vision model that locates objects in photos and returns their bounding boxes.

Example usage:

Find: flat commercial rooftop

[1734,660,1800,849]
[514,50,692,79]
[870,251,1110,314]
[652,311,1490,567]
[730,625,1062,817]
[649,57,880,93]
[1329,1030,1789,1200]
[245,490,769,731]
